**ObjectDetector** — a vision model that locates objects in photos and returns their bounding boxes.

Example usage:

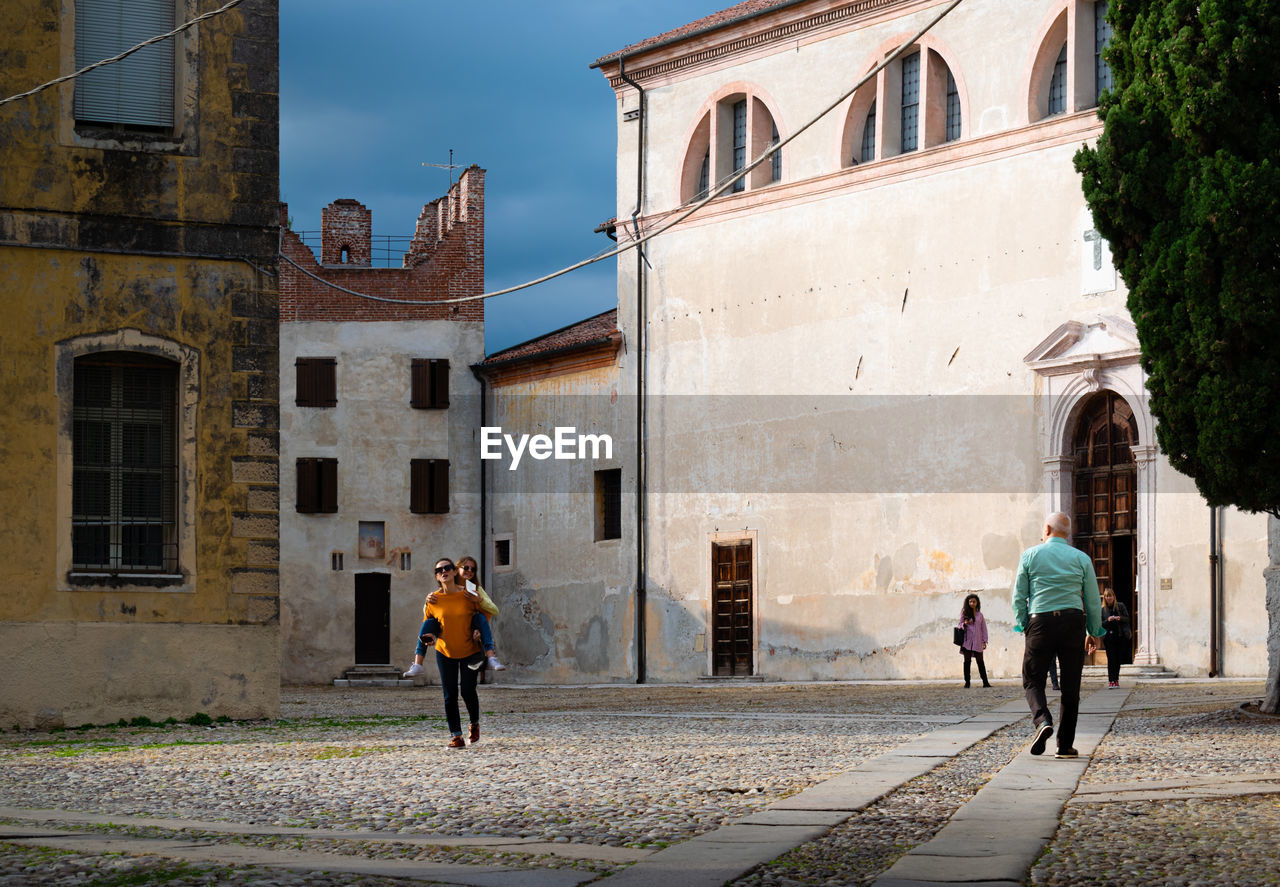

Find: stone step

[333,664,414,688]
[1084,663,1178,679]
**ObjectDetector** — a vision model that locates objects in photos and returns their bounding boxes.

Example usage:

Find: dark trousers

[1022,610,1086,751]
[435,650,479,736]
[962,649,989,686]
[1103,634,1128,683]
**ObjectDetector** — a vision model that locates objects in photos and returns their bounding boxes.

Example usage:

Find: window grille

[697,148,710,200]
[595,469,622,541]
[860,100,876,163]
[900,52,920,153]
[72,356,178,572]
[1095,0,1113,100]
[945,70,961,142]
[74,0,176,129]
[731,99,747,192]
[1048,44,1068,115]
[770,122,782,183]
[331,551,344,571]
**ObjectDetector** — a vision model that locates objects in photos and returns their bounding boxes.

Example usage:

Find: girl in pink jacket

[959,594,991,688]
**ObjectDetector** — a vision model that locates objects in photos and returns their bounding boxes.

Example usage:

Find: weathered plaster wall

[0,623,278,731]
[278,320,485,684]
[597,0,1269,680]
[484,366,633,682]
[0,0,281,726]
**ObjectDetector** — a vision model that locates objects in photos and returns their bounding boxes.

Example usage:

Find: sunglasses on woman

[435,564,455,574]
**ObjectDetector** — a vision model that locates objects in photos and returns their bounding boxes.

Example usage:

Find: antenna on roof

[422,148,465,187]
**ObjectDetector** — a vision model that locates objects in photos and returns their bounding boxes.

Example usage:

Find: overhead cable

[285,0,964,308]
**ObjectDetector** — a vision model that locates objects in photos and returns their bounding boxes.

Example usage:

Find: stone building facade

[556,0,1268,682]
[278,170,486,684]
[0,0,281,727]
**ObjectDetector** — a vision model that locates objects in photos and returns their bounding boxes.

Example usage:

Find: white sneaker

[487,656,506,671]
[403,662,425,677]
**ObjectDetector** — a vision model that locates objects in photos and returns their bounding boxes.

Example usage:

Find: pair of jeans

[435,650,479,736]
[962,649,989,686]
[1022,610,1086,752]
[415,613,493,657]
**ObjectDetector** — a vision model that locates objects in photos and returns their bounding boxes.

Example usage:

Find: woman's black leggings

[962,649,989,686]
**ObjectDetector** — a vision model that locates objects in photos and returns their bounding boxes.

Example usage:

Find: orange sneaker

[447,735,466,748]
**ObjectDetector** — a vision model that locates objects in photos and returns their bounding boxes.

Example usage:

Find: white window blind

[74,0,176,128]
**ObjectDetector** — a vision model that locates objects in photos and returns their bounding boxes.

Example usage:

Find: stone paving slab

[0,825,596,887]
[735,809,851,827]
[0,806,649,863]
[589,835,823,887]
[871,687,1129,887]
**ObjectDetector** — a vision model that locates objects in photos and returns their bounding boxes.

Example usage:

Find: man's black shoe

[1054,747,1079,759]
[1030,723,1053,755]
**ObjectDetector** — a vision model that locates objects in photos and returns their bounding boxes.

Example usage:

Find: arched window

[860,100,876,163]
[842,43,963,168]
[679,89,783,203]
[1029,2,1113,122]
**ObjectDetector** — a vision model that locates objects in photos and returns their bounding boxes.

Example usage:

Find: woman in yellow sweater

[421,558,485,747]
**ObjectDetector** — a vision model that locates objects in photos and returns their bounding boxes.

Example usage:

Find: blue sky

[279,1,730,354]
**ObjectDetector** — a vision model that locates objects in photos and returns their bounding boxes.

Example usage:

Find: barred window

[594,469,622,541]
[1048,44,1068,115]
[731,99,747,193]
[72,354,178,572]
[770,122,782,183]
[1094,0,1113,99]
[860,99,877,163]
[697,148,710,200]
[945,70,961,142]
[900,52,920,153]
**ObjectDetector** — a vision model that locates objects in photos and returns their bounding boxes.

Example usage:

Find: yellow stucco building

[0,0,281,729]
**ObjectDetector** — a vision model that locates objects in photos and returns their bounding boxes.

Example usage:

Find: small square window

[331,550,344,571]
[595,469,622,541]
[493,534,514,572]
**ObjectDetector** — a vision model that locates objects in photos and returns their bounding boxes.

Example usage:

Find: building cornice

[596,0,920,89]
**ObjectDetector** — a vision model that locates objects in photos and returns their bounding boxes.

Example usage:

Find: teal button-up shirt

[1012,536,1104,637]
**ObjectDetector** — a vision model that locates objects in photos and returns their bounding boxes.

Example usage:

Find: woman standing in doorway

[1101,586,1131,687]
[421,558,485,747]
[959,593,992,688]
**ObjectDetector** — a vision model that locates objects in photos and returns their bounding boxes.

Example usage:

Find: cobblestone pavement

[0,680,1275,886]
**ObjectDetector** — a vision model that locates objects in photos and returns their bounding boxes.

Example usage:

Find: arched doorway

[1072,391,1138,656]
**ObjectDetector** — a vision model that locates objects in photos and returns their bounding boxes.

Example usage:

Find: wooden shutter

[429,459,449,513]
[411,359,449,408]
[319,458,338,513]
[296,459,318,513]
[296,358,336,407]
[410,459,448,513]
[410,459,428,513]
[430,359,449,408]
[74,0,176,128]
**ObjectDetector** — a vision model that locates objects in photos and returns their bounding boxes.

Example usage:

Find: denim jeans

[1022,610,1086,751]
[415,613,493,657]
[434,650,479,736]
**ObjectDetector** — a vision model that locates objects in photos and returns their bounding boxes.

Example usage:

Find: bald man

[1013,512,1104,758]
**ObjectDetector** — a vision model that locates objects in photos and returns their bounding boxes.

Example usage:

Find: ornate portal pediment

[1023,315,1141,376]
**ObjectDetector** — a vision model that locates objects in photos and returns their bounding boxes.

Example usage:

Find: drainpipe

[471,364,489,583]
[1209,505,1222,676]
[619,56,647,684]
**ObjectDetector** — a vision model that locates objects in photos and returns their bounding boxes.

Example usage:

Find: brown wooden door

[1072,391,1138,655]
[712,541,753,676]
